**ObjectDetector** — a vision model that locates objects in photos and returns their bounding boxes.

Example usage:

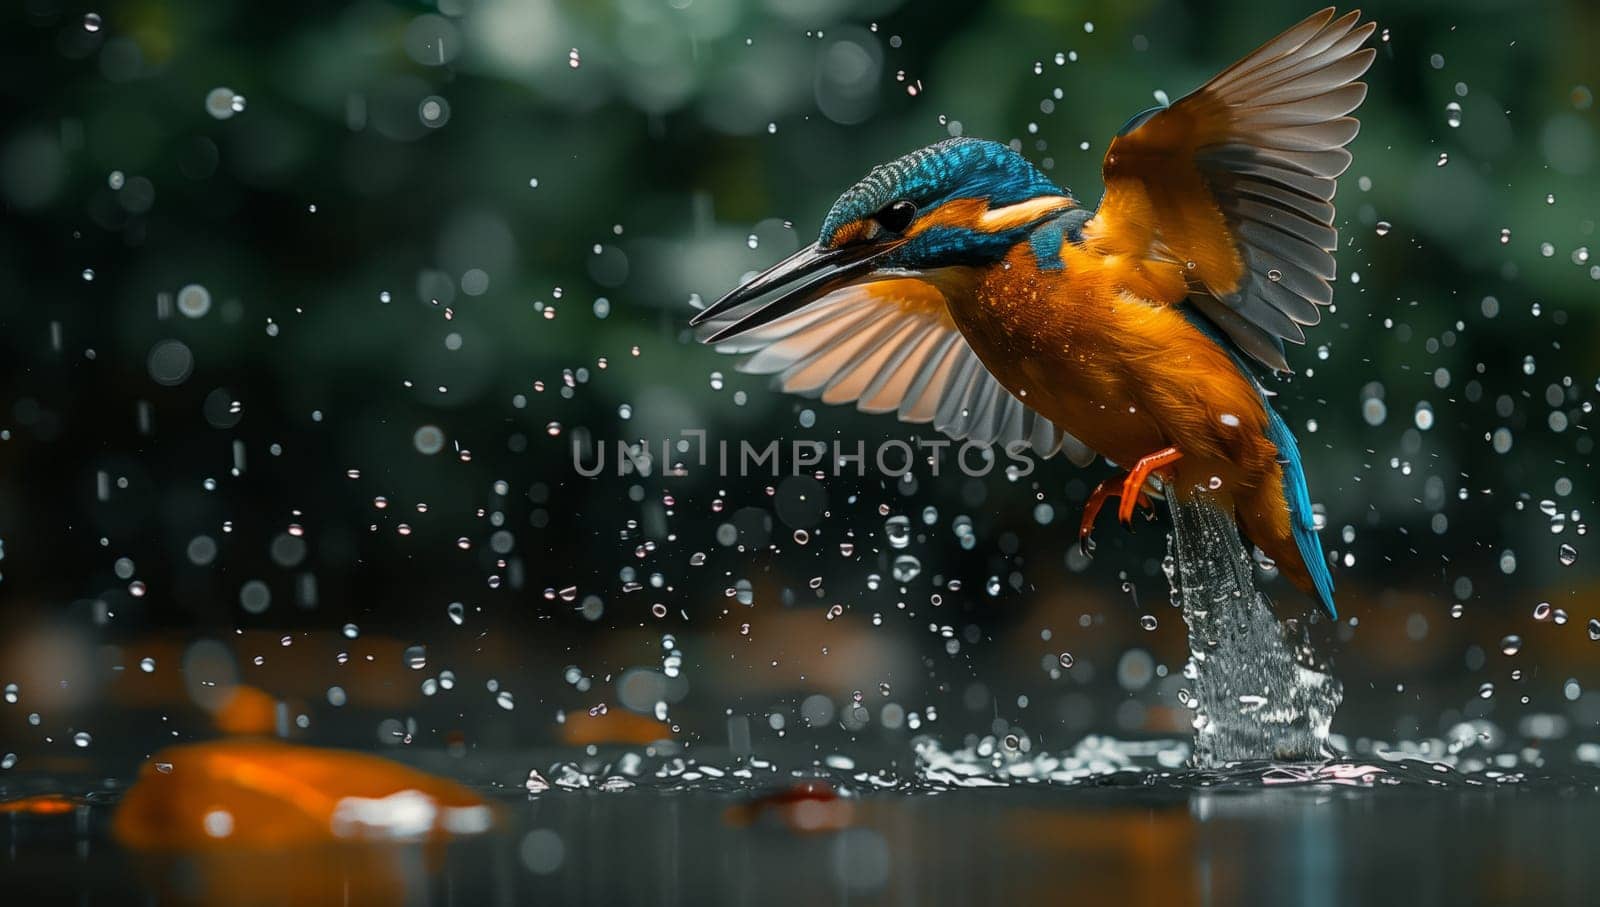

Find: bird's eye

[872,200,918,235]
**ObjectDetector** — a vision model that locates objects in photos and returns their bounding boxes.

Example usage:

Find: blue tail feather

[1261,405,1337,618]
[1179,308,1336,618]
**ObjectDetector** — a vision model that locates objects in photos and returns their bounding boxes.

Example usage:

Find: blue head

[817,138,1073,268]
[692,139,1075,339]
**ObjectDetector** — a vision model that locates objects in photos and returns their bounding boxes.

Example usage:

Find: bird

[691,8,1374,619]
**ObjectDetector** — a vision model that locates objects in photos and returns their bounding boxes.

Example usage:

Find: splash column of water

[1165,485,1342,766]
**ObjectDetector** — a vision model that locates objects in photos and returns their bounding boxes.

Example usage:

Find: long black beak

[691,241,903,344]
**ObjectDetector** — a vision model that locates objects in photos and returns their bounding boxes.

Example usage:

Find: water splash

[1165,486,1342,766]
[498,729,1570,798]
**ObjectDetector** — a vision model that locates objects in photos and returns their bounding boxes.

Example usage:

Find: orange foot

[1078,472,1155,555]
[1116,446,1183,523]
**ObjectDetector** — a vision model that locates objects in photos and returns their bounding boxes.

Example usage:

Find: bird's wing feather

[700,276,1097,465]
[1085,7,1374,372]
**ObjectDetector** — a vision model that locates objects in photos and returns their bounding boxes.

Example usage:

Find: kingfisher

[692,9,1374,618]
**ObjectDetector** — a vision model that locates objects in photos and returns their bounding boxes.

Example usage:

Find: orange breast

[952,247,1318,592]
[955,247,1280,488]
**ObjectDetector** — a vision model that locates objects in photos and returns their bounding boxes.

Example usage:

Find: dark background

[1,0,1598,771]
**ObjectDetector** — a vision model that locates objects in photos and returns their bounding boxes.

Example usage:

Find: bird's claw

[1115,447,1183,524]
[1079,448,1184,552]
[1114,491,1156,528]
[1078,476,1120,557]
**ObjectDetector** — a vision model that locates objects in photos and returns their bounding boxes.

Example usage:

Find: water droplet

[418,96,449,127]
[205,87,244,120]
[403,645,427,670]
[83,13,102,32]
[1059,652,1074,668]
[177,284,212,318]
[1558,543,1577,566]
[884,515,912,549]
[1500,634,1522,656]
[890,554,921,583]
[1139,615,1158,631]
[1375,220,1391,236]
[1445,101,1462,128]
[448,602,465,625]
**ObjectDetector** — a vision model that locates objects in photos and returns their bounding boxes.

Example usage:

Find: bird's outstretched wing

[698,275,1097,465]
[1085,7,1375,372]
